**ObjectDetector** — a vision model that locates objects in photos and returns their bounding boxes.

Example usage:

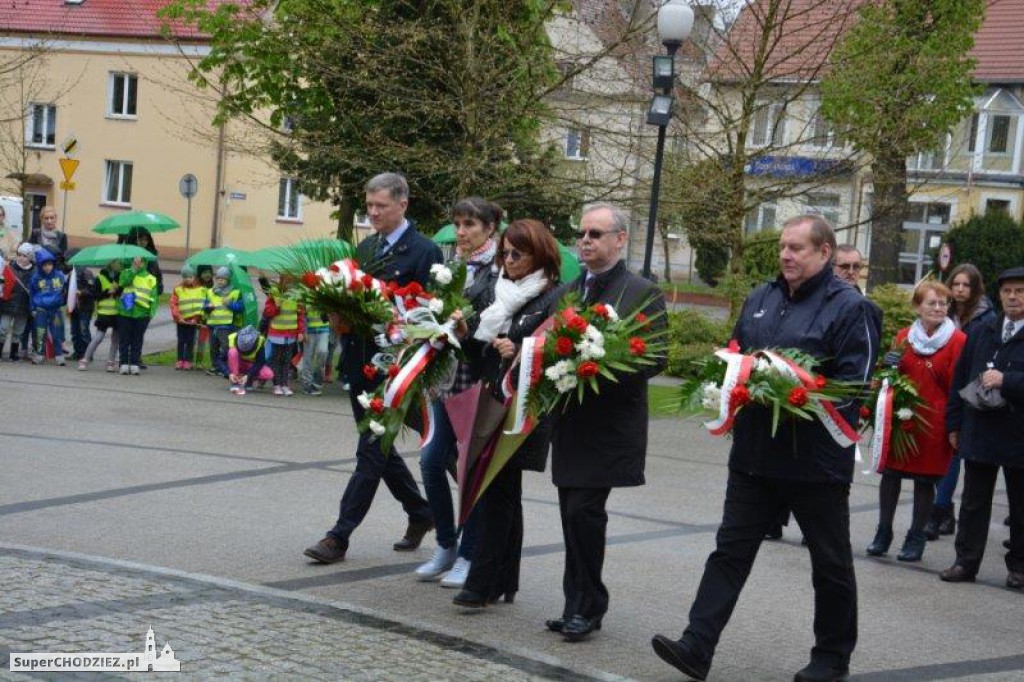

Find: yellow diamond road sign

[59,158,79,183]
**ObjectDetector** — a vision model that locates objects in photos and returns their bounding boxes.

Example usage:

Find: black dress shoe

[393,518,434,551]
[939,563,976,583]
[1008,571,1024,589]
[764,523,783,540]
[303,536,346,564]
[651,634,709,681]
[452,589,487,608]
[545,618,565,633]
[794,658,849,682]
[561,614,602,642]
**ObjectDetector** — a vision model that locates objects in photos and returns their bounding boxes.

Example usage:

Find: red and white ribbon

[383,342,437,409]
[703,349,754,435]
[867,379,893,474]
[505,335,547,435]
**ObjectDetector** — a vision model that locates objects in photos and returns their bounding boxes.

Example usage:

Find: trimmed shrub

[665,309,731,378]
[868,283,915,351]
[693,240,729,287]
[943,211,1024,299]
[742,229,780,284]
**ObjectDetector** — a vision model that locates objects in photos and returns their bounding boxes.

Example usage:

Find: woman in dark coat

[941,267,1024,588]
[452,218,562,607]
[866,281,965,562]
[412,197,501,586]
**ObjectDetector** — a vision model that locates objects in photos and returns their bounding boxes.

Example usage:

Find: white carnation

[428,297,445,315]
[576,340,605,360]
[555,374,579,394]
[545,365,564,381]
[369,420,386,436]
[356,392,372,409]
[430,263,453,285]
[584,325,604,346]
[700,382,722,411]
[896,407,913,421]
[315,267,332,285]
[604,305,619,322]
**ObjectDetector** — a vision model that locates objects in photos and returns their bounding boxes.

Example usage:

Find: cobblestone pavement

[0,546,613,681]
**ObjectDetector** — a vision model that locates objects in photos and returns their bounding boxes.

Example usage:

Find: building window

[109,73,138,117]
[805,193,841,227]
[808,103,839,149]
[278,178,301,220]
[986,198,1011,214]
[968,113,979,153]
[988,114,1010,154]
[749,102,785,148]
[565,126,590,160]
[744,201,777,234]
[26,103,56,148]
[103,160,133,205]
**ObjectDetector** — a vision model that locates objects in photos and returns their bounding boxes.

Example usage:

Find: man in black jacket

[941,267,1024,589]
[545,202,667,642]
[652,215,878,682]
[304,173,439,564]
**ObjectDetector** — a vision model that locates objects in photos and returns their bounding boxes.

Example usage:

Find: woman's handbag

[959,375,1006,410]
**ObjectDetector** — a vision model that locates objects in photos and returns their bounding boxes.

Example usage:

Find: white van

[0,195,25,235]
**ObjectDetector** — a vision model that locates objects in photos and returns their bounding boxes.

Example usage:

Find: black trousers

[464,460,523,599]
[955,460,1023,574]
[558,486,611,620]
[327,390,431,545]
[683,470,857,667]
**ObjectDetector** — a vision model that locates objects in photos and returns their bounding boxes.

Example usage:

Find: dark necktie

[1004,319,1015,343]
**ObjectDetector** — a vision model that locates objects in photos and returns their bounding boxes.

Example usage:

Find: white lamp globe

[657,1,695,46]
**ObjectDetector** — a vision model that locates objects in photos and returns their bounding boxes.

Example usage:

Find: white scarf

[474,268,548,342]
[907,317,955,356]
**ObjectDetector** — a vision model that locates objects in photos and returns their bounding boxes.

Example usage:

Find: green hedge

[742,229,780,284]
[868,284,915,351]
[665,309,731,378]
[943,211,1024,299]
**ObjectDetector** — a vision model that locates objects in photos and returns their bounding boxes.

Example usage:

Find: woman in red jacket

[867,280,966,562]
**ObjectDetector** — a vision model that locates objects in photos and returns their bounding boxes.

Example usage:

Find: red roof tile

[0,0,249,41]
[971,0,1024,83]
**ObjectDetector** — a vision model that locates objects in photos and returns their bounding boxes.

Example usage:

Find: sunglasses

[835,263,863,272]
[575,228,618,240]
[500,248,528,263]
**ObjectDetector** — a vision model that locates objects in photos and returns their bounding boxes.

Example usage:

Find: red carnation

[361,273,375,288]
[386,281,400,296]
[349,280,364,293]
[407,281,424,296]
[814,375,828,389]
[635,312,649,328]
[568,315,588,333]
[629,337,647,356]
[369,397,385,414]
[362,364,379,381]
[859,405,871,419]
[555,336,574,356]
[576,360,600,378]
[387,364,400,378]
[592,303,610,319]
[301,271,319,288]
[329,263,341,273]
[560,308,575,322]
[405,296,420,309]
[727,338,741,353]
[731,385,751,407]
[900,420,915,433]
[787,386,808,407]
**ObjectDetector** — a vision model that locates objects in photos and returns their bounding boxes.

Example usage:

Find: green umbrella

[186,246,263,269]
[432,223,581,283]
[92,211,181,235]
[67,244,156,267]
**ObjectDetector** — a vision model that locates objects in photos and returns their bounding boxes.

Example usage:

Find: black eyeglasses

[835,263,863,272]
[575,228,619,240]
[500,248,527,263]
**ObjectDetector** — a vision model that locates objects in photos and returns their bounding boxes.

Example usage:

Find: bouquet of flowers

[503,295,667,435]
[861,362,930,471]
[680,341,862,445]
[356,261,471,453]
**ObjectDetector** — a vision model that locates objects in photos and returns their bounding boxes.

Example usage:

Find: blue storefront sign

[746,155,850,178]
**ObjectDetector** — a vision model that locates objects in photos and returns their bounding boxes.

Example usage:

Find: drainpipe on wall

[210,119,226,248]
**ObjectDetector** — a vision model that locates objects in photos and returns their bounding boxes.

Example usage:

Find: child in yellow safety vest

[171,265,208,370]
[204,266,244,378]
[261,274,305,396]
[81,259,122,371]
[227,325,273,396]
[116,256,158,375]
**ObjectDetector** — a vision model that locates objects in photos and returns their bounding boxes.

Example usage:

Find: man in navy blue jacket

[304,173,440,564]
[653,215,879,682]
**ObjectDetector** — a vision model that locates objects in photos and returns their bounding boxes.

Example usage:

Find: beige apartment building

[0,1,335,259]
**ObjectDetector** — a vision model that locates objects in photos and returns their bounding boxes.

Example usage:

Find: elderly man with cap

[942,266,1024,590]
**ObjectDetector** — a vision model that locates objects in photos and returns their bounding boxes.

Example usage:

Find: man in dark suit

[544,202,667,642]
[304,172,440,564]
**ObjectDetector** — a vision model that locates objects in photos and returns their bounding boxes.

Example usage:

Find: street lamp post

[641,0,694,281]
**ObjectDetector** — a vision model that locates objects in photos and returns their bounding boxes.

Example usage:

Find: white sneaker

[77,359,88,371]
[55,355,66,366]
[129,365,140,375]
[118,364,130,375]
[414,545,457,582]
[440,557,471,588]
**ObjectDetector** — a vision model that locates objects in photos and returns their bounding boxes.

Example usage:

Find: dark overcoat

[549,260,667,488]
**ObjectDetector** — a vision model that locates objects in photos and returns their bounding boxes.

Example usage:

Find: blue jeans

[209,325,235,376]
[935,455,961,509]
[33,307,64,357]
[419,398,480,559]
[70,309,93,359]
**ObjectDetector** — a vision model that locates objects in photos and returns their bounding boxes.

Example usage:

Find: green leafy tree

[821,0,985,288]
[161,0,579,239]
[944,210,1024,300]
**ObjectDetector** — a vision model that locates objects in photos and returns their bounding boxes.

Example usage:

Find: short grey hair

[782,213,836,251]
[835,244,861,258]
[365,172,409,201]
[581,202,629,233]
